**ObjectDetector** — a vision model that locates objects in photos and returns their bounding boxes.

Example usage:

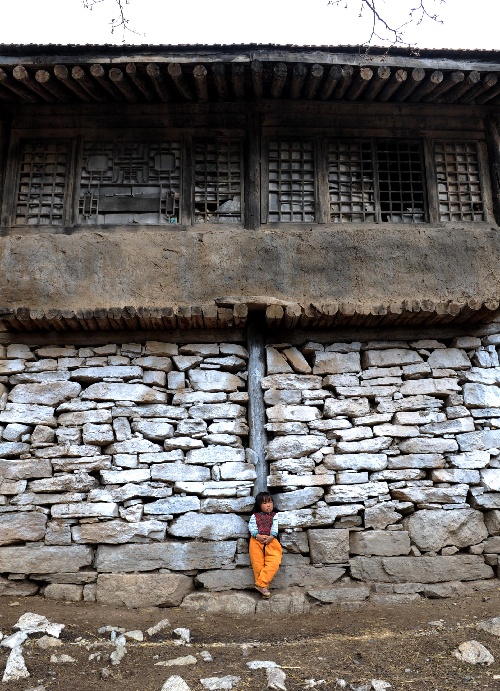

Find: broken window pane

[194,139,242,223]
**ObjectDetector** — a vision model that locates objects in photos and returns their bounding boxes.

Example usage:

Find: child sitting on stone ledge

[248,491,282,598]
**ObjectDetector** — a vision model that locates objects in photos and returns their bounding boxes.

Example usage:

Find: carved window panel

[328,139,426,223]
[434,141,486,222]
[78,141,181,225]
[268,140,315,222]
[15,141,69,225]
[194,139,242,223]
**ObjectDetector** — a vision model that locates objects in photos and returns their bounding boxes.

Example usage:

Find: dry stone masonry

[2,333,500,608]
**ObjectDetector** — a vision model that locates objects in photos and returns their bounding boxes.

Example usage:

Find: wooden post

[346,66,373,100]
[485,117,500,223]
[244,105,261,230]
[231,63,245,99]
[167,63,193,100]
[0,68,37,102]
[124,63,154,100]
[247,312,268,495]
[251,60,264,98]
[443,70,480,103]
[320,64,343,100]
[212,63,228,100]
[378,68,407,101]
[333,65,353,99]
[304,64,323,99]
[146,63,170,101]
[290,63,307,99]
[363,66,390,100]
[465,74,499,104]
[271,63,287,98]
[193,64,208,101]
[424,71,464,102]
[109,67,138,102]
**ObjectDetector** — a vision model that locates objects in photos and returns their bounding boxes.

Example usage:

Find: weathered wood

[363,66,390,100]
[202,304,218,329]
[89,64,123,99]
[231,63,245,99]
[246,313,268,495]
[93,308,112,331]
[217,307,234,328]
[333,65,354,99]
[109,67,138,103]
[265,304,284,327]
[124,63,155,100]
[146,63,170,101]
[408,70,443,102]
[212,63,229,100]
[160,306,178,330]
[167,63,193,100]
[319,64,343,100]
[0,68,37,102]
[35,69,71,102]
[233,303,248,327]
[394,68,425,101]
[304,64,323,99]
[244,106,261,230]
[250,60,264,98]
[290,63,307,99]
[377,69,407,101]
[423,71,463,103]
[193,64,208,101]
[443,70,480,103]
[486,117,500,222]
[53,64,92,102]
[271,63,287,98]
[13,65,55,102]
[176,305,192,330]
[71,66,107,101]
[346,66,373,100]
[470,74,500,104]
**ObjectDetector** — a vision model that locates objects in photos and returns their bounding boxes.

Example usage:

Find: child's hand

[264,535,274,545]
[256,534,267,544]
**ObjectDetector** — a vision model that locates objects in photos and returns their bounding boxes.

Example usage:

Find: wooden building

[1,44,500,609]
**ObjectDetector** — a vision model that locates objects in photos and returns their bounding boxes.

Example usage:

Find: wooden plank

[271,63,287,98]
[193,64,208,101]
[246,313,268,495]
[13,66,55,102]
[485,117,500,222]
[146,63,170,101]
[167,63,193,101]
[109,67,138,103]
[304,64,323,99]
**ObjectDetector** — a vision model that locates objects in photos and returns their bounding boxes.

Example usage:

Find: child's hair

[253,491,278,513]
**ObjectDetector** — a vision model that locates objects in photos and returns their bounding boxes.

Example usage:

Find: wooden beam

[0,68,37,102]
[377,68,407,101]
[271,63,287,98]
[35,69,71,102]
[125,63,155,100]
[290,63,307,99]
[193,64,208,101]
[246,313,268,495]
[250,60,263,98]
[394,67,425,101]
[146,63,170,101]
[71,66,107,101]
[54,64,92,102]
[443,70,480,103]
[304,63,323,99]
[231,63,245,99]
[90,63,124,100]
[333,65,354,99]
[212,63,229,99]
[408,70,443,102]
[424,70,464,102]
[464,73,499,104]
[109,67,138,102]
[346,66,373,100]
[167,62,193,100]
[13,65,55,102]
[363,66,390,100]
[319,64,343,100]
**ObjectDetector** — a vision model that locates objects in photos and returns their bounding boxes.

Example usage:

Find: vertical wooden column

[245,105,261,230]
[246,312,268,494]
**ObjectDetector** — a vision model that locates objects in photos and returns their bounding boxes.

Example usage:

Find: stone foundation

[2,332,500,608]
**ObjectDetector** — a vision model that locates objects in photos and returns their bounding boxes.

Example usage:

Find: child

[248,491,282,598]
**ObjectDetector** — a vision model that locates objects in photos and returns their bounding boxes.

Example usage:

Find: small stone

[49,654,77,663]
[200,676,241,690]
[155,655,197,667]
[267,667,287,690]
[2,646,30,682]
[453,640,494,665]
[160,676,192,691]
[173,628,190,644]
[247,661,280,669]
[147,619,171,637]
[35,635,63,649]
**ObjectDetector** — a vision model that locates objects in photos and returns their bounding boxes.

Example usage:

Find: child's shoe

[254,585,271,598]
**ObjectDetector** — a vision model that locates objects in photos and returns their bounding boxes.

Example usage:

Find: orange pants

[249,536,283,589]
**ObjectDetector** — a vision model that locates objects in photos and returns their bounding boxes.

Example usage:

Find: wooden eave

[0,45,500,106]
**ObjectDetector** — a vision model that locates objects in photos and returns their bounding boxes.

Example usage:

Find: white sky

[1,0,499,50]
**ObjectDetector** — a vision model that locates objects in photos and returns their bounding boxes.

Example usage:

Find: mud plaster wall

[2,333,500,608]
[1,225,500,310]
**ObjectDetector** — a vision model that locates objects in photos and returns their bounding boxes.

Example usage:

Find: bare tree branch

[82,0,138,39]
[327,0,445,50]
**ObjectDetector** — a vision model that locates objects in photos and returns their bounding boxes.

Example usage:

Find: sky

[0,0,499,50]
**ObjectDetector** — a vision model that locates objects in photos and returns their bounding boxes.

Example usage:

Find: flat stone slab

[82,383,167,402]
[404,509,488,552]
[169,512,248,540]
[71,520,166,543]
[350,555,494,583]
[0,512,47,545]
[0,545,93,573]
[96,573,193,608]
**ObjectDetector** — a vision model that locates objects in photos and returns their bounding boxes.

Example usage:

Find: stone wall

[2,332,500,608]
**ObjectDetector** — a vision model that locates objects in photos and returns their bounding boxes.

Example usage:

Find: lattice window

[78,141,181,225]
[194,139,242,223]
[328,139,425,223]
[268,140,315,222]
[434,141,486,222]
[15,141,69,225]
[329,140,375,222]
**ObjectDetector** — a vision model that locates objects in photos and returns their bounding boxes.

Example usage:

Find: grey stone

[349,530,411,556]
[52,455,112,472]
[392,484,469,504]
[0,359,26,375]
[52,502,119,518]
[399,438,458,454]
[2,647,30,682]
[371,469,426,481]
[393,410,446,425]
[0,403,56,426]
[261,374,322,390]
[189,369,243,392]
[377,396,443,413]
[419,417,475,435]
[169,512,248,540]
[308,528,349,563]
[313,352,361,375]
[277,505,363,530]
[151,463,210,482]
[272,487,324,510]
[362,349,423,368]
[266,347,293,374]
[44,584,83,601]
[200,496,254,513]
[28,473,98,493]
[82,423,114,446]
[457,429,500,452]
[0,441,29,456]
[164,437,204,451]
[453,640,494,665]
[82,383,166,402]
[105,438,163,454]
[431,468,479,483]
[186,446,245,465]
[464,383,500,408]
[267,473,336,488]
[189,404,245,420]
[387,454,445,469]
[0,545,93,573]
[307,585,370,603]
[485,510,500,536]
[400,378,460,396]
[2,423,32,441]
[219,462,257,480]
[350,555,493,583]
[181,592,256,614]
[144,496,201,514]
[282,347,311,374]
[100,469,151,484]
[133,357,173,372]
[72,520,166,543]
[9,381,81,406]
[267,404,320,422]
[427,348,470,370]
[97,574,193,608]
[481,469,500,491]
[323,453,387,471]
[266,435,326,460]
[113,404,188,419]
[373,424,419,437]
[0,512,47,545]
[325,482,389,503]
[96,541,236,572]
[365,503,404,530]
[335,437,392,454]
[57,409,112,426]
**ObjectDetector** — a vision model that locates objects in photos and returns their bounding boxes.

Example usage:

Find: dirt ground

[2,590,500,691]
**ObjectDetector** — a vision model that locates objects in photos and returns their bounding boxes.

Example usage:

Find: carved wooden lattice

[434,141,485,222]
[329,140,425,223]
[194,139,242,223]
[15,141,69,225]
[268,140,315,222]
[78,141,181,225]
